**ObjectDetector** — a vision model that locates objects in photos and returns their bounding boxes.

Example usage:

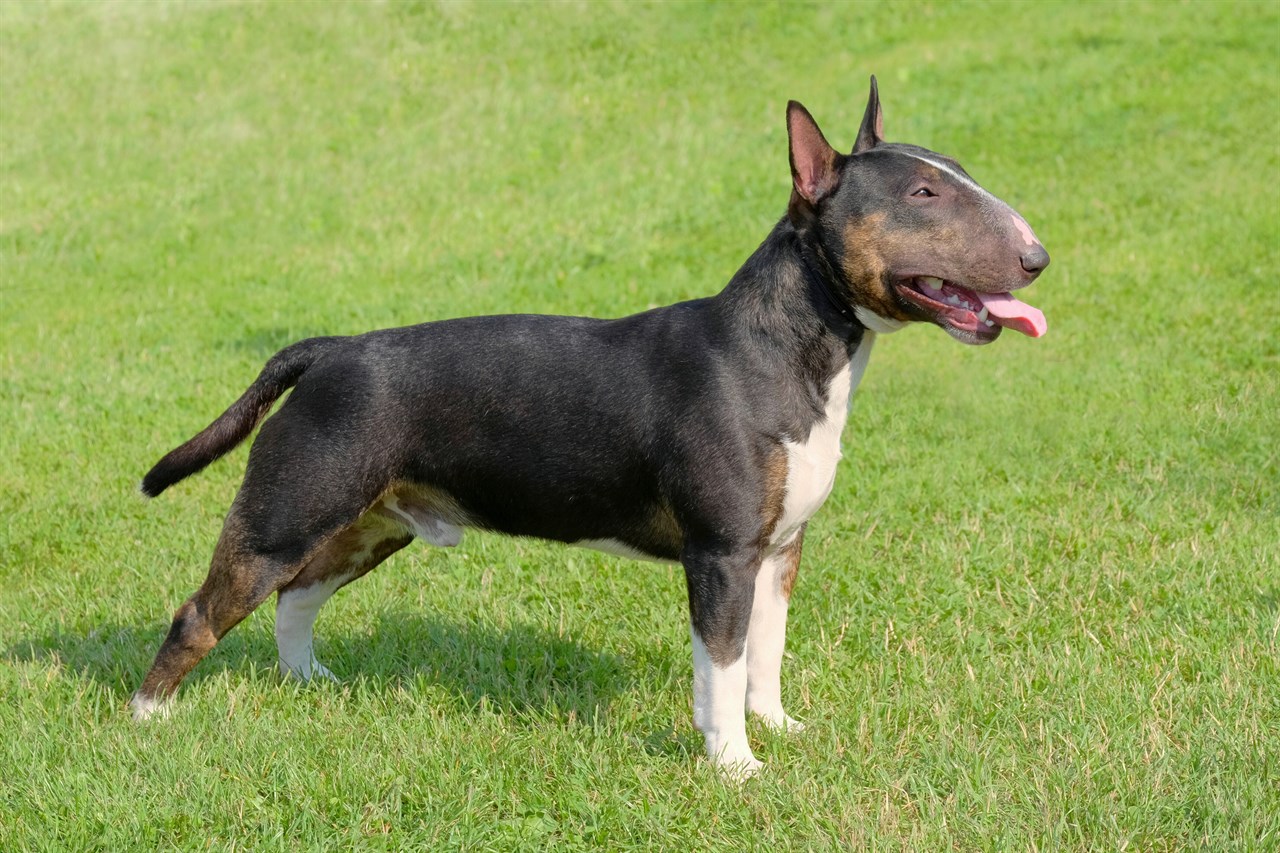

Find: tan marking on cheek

[841,216,913,321]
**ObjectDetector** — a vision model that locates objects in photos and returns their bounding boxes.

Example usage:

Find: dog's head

[787,77,1048,345]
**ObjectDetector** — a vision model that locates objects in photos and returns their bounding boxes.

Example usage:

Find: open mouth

[895,277,1047,344]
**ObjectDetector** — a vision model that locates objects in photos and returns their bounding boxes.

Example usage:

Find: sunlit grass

[2,1,1277,848]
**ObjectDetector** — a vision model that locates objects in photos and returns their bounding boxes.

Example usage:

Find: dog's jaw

[895,276,1046,343]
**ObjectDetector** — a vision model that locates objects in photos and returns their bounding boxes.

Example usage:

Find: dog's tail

[140,336,340,498]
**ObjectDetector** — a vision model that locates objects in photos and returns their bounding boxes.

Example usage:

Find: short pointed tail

[140,337,339,497]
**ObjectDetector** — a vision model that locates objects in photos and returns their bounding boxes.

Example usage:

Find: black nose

[1020,245,1050,275]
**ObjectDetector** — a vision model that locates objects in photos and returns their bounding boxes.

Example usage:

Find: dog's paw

[715,753,764,783]
[752,707,806,734]
[278,657,339,684]
[704,735,763,783]
[772,714,805,734]
[128,692,170,721]
[311,661,339,683]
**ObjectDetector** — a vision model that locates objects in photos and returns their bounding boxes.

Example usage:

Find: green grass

[2,0,1278,848]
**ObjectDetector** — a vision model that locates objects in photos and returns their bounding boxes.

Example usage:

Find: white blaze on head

[903,151,1042,249]
[904,152,999,205]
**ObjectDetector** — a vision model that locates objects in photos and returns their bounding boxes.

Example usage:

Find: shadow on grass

[4,612,635,723]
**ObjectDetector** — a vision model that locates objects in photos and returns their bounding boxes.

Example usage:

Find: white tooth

[978,306,989,322]
[922,276,943,291]
[947,295,962,306]
[984,319,995,327]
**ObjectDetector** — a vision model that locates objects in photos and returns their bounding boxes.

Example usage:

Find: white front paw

[714,750,764,782]
[759,710,805,734]
[704,732,762,781]
[748,700,806,734]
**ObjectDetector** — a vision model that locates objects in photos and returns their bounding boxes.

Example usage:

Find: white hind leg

[274,513,413,682]
[276,574,349,681]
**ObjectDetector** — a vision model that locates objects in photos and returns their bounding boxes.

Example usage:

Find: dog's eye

[912,187,936,198]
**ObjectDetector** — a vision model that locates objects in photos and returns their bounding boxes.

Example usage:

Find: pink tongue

[975,291,1047,338]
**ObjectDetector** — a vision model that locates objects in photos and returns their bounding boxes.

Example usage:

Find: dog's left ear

[787,101,842,206]
[852,75,884,154]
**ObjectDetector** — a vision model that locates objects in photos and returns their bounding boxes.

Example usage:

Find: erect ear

[787,101,842,205]
[852,75,884,154]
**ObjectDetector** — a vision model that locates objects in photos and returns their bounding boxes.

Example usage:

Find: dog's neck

[715,218,866,384]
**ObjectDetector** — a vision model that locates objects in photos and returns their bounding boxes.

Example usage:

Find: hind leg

[131,507,315,719]
[275,511,412,682]
[131,466,384,720]
[276,488,464,680]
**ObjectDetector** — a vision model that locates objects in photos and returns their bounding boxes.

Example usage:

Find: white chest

[771,332,875,548]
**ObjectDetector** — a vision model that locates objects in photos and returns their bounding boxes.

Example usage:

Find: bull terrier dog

[133,78,1049,778]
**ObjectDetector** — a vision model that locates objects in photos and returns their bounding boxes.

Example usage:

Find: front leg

[746,525,806,732]
[684,539,763,778]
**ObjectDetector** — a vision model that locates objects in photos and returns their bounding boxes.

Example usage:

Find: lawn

[1,0,1277,849]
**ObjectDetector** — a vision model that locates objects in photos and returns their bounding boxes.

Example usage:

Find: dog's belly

[374,477,685,561]
[573,538,680,564]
